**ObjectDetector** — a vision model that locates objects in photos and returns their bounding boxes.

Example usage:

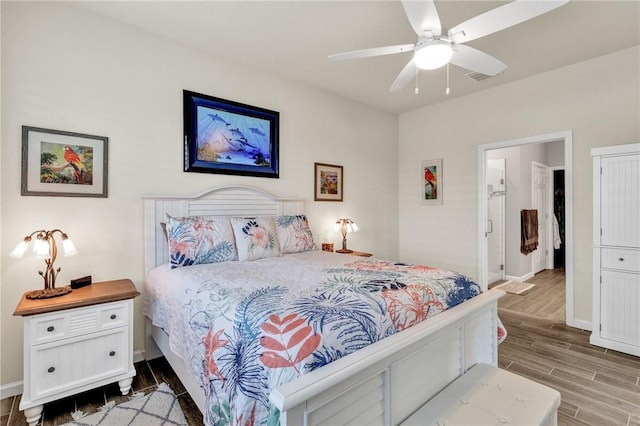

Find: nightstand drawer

[30,301,129,344]
[30,328,128,400]
[601,248,640,272]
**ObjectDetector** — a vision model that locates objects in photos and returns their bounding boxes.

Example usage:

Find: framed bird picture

[21,126,108,197]
[420,158,443,205]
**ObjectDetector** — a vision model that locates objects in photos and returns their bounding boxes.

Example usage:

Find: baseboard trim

[0,381,23,399]
[566,318,592,331]
[133,349,145,364]
[505,272,535,282]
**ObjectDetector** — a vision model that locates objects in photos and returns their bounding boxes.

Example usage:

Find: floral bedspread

[144,251,481,426]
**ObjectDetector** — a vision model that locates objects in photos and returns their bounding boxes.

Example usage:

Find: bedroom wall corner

[0,2,399,389]
[398,46,640,327]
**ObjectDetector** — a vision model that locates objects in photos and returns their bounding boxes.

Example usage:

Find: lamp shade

[62,236,78,257]
[9,239,31,259]
[33,236,50,259]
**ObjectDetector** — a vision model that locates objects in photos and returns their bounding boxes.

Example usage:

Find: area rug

[62,383,187,426]
[493,281,536,295]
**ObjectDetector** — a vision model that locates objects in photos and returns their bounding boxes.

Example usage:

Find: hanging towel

[520,209,538,254]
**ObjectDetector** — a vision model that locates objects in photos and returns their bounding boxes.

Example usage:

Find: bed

[143,185,504,426]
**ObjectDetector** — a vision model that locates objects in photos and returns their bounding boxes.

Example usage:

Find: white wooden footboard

[270,289,503,426]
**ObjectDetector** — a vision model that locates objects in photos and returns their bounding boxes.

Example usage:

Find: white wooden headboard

[142,185,304,274]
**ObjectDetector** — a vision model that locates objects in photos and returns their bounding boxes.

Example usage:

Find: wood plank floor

[497,268,640,426]
[498,309,640,426]
[492,268,566,321]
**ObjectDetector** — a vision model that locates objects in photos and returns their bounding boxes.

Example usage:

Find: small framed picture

[421,159,443,205]
[314,162,343,201]
[21,126,108,197]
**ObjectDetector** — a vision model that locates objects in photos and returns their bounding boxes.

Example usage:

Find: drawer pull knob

[109,351,116,357]
[47,326,55,332]
[110,314,117,320]
[618,257,624,261]
[47,367,55,373]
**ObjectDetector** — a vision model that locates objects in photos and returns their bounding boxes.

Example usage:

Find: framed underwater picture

[21,126,108,197]
[421,159,442,205]
[183,90,279,178]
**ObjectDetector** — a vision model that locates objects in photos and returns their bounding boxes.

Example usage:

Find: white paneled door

[600,154,640,247]
[532,161,548,274]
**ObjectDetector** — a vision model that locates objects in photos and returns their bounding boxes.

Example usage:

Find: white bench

[402,363,561,426]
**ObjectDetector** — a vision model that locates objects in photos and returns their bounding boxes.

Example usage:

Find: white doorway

[487,159,506,285]
[477,130,578,328]
[531,161,549,274]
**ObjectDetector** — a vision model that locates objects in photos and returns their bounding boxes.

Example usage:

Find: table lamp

[9,229,78,299]
[335,218,359,253]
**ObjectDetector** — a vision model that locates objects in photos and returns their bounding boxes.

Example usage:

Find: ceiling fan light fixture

[413,39,453,70]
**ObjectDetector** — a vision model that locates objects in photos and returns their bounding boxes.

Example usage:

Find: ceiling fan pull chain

[446,63,450,95]
[415,66,419,95]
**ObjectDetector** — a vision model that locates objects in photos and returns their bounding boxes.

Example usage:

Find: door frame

[477,130,578,328]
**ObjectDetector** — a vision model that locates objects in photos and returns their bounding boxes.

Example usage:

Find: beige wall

[399,46,640,325]
[0,2,399,388]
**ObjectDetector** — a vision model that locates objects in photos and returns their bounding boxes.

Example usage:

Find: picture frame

[314,162,343,201]
[183,90,279,178]
[21,126,108,197]
[421,159,443,205]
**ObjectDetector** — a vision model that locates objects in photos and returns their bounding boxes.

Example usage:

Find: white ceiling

[70,1,640,114]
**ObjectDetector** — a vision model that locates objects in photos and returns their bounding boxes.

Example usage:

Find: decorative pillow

[230,216,281,261]
[275,215,318,254]
[165,214,237,268]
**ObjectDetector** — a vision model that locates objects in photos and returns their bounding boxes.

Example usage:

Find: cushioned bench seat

[402,363,561,426]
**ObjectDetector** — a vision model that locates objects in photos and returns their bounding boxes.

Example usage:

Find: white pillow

[230,216,281,261]
[165,214,237,268]
[275,215,318,253]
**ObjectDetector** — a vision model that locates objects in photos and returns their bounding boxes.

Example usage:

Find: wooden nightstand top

[14,279,140,317]
[337,250,372,257]
[351,251,373,257]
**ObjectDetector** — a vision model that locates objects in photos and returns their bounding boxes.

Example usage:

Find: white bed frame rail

[142,185,504,426]
[271,290,502,426]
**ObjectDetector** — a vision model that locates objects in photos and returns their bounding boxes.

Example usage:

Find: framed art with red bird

[421,158,442,205]
[21,126,108,197]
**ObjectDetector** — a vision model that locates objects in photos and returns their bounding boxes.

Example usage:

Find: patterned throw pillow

[230,216,281,261]
[275,215,318,253]
[165,214,237,268]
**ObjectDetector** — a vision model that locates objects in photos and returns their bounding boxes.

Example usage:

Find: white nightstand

[13,279,140,426]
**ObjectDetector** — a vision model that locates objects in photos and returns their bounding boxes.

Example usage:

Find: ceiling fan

[329,0,568,92]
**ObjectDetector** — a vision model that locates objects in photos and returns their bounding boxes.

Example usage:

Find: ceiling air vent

[465,71,493,82]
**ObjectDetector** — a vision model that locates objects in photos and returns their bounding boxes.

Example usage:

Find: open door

[532,161,549,274]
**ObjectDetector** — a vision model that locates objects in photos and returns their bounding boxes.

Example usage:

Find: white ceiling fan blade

[449,45,507,76]
[390,59,417,92]
[329,44,415,61]
[402,0,441,36]
[449,0,568,44]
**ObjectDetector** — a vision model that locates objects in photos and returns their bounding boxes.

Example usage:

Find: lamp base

[336,249,354,253]
[26,286,72,299]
